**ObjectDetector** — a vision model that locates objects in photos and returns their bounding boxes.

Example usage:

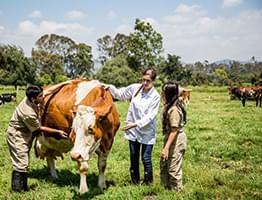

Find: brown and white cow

[34,79,120,193]
[228,86,261,107]
[179,87,191,106]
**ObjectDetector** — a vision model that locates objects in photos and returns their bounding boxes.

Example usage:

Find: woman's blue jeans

[129,140,153,184]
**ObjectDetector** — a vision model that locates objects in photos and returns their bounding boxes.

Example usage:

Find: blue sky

[0,0,262,63]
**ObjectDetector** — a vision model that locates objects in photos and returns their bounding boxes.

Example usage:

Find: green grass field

[0,86,261,200]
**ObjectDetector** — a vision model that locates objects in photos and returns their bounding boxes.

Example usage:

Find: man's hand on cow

[121,121,137,131]
[100,83,110,90]
[58,130,68,139]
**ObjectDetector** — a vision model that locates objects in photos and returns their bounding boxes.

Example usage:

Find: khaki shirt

[168,105,184,134]
[8,97,40,134]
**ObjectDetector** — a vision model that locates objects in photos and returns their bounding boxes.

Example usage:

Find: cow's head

[178,87,191,106]
[70,105,102,168]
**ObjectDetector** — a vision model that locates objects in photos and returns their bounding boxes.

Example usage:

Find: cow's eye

[87,127,94,135]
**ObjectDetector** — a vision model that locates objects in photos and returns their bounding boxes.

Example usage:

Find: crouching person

[6,85,68,192]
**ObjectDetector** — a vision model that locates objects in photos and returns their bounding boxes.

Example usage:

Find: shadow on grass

[28,167,116,199]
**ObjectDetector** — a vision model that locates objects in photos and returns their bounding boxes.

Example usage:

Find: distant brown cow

[228,86,262,107]
[255,87,262,107]
[179,87,191,106]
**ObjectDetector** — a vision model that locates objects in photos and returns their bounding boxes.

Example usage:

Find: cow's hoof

[98,182,106,190]
[79,187,89,194]
[50,173,58,180]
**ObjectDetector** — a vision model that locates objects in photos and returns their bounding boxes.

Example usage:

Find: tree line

[0,18,262,88]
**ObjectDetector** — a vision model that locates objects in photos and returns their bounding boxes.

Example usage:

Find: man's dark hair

[26,85,43,102]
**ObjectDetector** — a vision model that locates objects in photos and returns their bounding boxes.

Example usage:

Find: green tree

[70,43,94,78]
[192,61,209,85]
[161,54,184,82]
[32,50,64,82]
[32,34,93,81]
[97,33,129,65]
[0,44,36,87]
[95,55,138,87]
[213,68,228,85]
[112,33,129,58]
[127,19,163,71]
[96,19,163,72]
[97,35,113,65]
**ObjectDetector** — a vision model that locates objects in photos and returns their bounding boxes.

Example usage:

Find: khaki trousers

[160,131,186,191]
[6,126,33,172]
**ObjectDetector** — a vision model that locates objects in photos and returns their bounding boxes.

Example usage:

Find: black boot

[130,169,140,185]
[11,171,23,192]
[21,172,28,191]
[143,171,153,185]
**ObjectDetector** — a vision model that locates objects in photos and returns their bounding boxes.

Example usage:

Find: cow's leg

[46,157,58,179]
[97,151,108,190]
[79,161,88,194]
[242,98,246,107]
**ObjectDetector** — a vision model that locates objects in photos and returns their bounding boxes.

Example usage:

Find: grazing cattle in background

[34,79,120,193]
[179,87,191,106]
[228,87,248,106]
[228,86,260,107]
[0,92,17,105]
[255,87,262,107]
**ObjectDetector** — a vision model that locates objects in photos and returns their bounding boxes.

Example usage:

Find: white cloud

[0,25,4,32]
[18,20,93,36]
[1,2,261,63]
[159,4,262,62]
[66,10,87,19]
[108,10,117,18]
[175,4,207,16]
[3,20,95,56]
[18,21,37,34]
[223,0,243,8]
[29,10,42,18]
[164,4,208,25]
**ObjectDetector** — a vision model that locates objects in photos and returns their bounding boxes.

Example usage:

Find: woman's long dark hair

[162,82,187,134]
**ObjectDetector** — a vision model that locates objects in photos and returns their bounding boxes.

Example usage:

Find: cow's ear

[69,129,75,143]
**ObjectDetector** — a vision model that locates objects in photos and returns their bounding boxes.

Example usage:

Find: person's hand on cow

[121,121,137,131]
[100,83,110,90]
[39,126,68,139]
[58,130,68,139]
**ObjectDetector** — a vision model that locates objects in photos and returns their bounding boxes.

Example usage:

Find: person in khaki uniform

[6,85,68,192]
[160,82,187,191]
